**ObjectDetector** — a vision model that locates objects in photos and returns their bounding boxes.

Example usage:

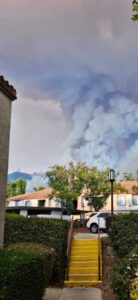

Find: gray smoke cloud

[61,75,138,173]
[0,0,138,174]
[26,173,48,192]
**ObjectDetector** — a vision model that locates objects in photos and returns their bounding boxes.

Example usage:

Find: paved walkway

[43,287,102,300]
[74,232,107,239]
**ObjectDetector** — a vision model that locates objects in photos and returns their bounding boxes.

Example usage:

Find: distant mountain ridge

[8,172,32,181]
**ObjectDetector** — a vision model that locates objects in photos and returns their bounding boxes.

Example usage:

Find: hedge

[105,214,117,233]
[108,213,138,257]
[7,242,55,287]
[111,245,138,300]
[0,243,54,300]
[4,215,69,283]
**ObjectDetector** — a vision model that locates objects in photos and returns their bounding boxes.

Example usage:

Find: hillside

[8,172,32,182]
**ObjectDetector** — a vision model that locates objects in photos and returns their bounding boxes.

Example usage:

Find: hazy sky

[0,0,138,174]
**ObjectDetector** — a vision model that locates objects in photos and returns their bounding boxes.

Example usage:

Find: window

[72,200,77,209]
[89,212,96,218]
[25,201,31,207]
[55,200,61,208]
[117,196,126,206]
[132,195,138,206]
[38,200,45,207]
[98,213,110,218]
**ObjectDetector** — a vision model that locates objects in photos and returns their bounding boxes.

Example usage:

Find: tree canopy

[132,0,138,21]
[122,170,138,181]
[46,162,126,212]
[7,178,26,198]
[33,186,45,191]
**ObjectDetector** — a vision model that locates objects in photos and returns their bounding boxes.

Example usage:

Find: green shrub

[6,212,24,218]
[0,246,48,300]
[4,216,69,283]
[106,215,117,233]
[109,213,138,257]
[73,219,87,228]
[7,242,55,286]
[111,245,138,300]
[130,277,138,300]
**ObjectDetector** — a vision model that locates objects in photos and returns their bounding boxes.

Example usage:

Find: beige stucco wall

[77,193,138,213]
[0,91,12,247]
[77,195,91,211]
[104,194,137,212]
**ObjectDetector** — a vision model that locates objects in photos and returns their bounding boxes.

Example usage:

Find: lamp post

[109,169,115,222]
[80,195,85,226]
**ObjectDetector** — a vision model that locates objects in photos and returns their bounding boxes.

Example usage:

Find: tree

[16,178,26,195]
[136,169,138,181]
[7,178,26,197]
[6,181,17,197]
[33,187,45,191]
[132,0,138,21]
[122,171,138,181]
[46,162,123,212]
[123,172,134,181]
[46,162,85,213]
[132,184,138,193]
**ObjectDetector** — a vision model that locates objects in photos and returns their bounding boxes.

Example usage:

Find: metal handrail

[98,217,101,280]
[66,216,74,280]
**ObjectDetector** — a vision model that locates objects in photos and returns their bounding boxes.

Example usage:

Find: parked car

[86,211,114,233]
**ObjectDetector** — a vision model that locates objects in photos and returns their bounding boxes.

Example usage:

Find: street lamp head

[109,169,115,181]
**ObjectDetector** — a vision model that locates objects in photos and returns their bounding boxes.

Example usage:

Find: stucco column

[0,76,17,248]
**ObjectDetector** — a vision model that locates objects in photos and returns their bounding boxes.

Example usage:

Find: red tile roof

[120,181,138,194]
[0,75,17,100]
[7,188,53,201]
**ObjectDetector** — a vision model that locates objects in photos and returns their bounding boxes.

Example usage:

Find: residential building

[7,188,90,218]
[104,181,138,213]
[7,181,138,219]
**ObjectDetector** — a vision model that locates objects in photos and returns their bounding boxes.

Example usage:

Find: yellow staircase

[64,238,102,287]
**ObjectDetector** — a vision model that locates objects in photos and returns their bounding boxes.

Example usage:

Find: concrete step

[64,280,102,287]
[72,245,98,249]
[69,267,99,273]
[69,274,99,281]
[70,255,98,260]
[73,239,98,245]
[70,260,99,267]
[71,248,98,254]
